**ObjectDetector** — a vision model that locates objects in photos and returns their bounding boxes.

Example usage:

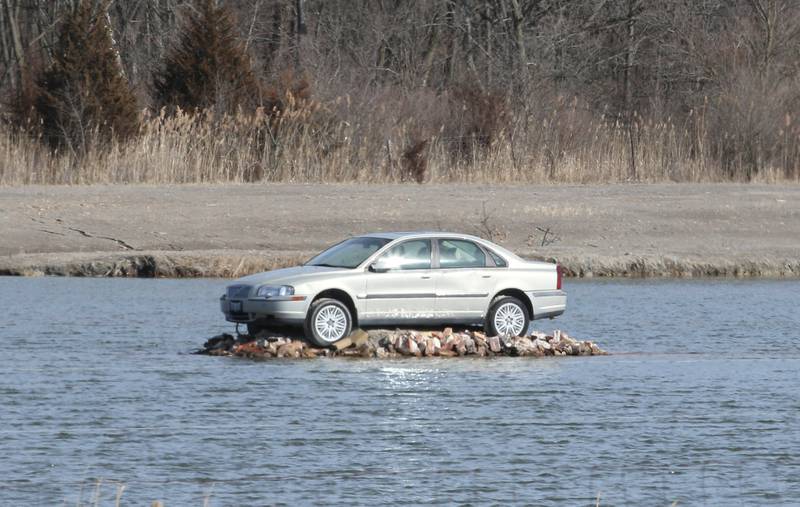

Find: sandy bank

[1,183,798,278]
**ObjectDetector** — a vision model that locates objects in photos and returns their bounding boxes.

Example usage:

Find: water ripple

[0,278,799,505]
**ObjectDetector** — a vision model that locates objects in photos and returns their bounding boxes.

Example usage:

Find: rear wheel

[304,298,353,347]
[485,296,529,338]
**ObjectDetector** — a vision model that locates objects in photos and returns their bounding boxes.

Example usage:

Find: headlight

[256,285,295,298]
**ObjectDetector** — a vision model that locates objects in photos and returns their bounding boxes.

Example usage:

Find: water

[1,278,799,506]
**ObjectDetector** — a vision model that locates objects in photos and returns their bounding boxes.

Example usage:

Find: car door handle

[482,275,492,278]
[421,275,431,279]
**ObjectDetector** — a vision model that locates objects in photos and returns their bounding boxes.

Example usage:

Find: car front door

[434,238,496,321]
[363,239,437,322]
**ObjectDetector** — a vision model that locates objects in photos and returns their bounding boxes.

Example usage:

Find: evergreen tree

[33,0,138,153]
[153,0,261,114]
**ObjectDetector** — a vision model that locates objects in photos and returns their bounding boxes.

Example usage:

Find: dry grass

[1,99,798,185]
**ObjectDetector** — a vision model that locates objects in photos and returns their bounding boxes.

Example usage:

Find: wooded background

[2,0,799,184]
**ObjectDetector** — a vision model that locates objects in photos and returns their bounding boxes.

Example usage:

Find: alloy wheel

[314,304,348,342]
[493,302,526,337]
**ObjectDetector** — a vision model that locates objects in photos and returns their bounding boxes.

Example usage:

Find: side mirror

[369,258,391,273]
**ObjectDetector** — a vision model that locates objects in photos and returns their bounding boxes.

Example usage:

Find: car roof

[359,231,488,242]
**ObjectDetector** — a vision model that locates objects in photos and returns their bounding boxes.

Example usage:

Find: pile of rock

[199,328,607,359]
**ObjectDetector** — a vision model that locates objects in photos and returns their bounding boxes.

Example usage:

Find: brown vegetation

[152,0,260,114]
[1,1,800,184]
[9,0,138,156]
[401,138,429,183]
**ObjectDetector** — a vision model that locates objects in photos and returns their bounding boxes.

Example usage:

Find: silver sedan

[220,232,566,346]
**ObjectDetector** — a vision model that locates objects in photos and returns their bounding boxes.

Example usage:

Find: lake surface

[1,278,798,506]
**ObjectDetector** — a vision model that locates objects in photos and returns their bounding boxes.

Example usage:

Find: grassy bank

[2,250,799,279]
[2,106,798,185]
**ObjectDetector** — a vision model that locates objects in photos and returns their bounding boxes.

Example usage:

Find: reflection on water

[0,277,799,505]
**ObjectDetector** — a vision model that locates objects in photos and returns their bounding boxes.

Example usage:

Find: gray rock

[464,337,476,355]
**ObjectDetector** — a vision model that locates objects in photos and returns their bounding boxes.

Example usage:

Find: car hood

[232,265,348,287]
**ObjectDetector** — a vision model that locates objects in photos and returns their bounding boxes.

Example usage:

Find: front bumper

[220,296,308,324]
[527,290,567,320]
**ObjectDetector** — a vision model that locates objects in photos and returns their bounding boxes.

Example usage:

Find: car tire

[485,296,530,338]
[304,298,353,347]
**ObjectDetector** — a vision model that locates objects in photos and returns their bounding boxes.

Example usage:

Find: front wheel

[485,296,530,338]
[304,298,353,347]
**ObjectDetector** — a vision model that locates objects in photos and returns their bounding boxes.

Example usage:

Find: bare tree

[4,0,800,181]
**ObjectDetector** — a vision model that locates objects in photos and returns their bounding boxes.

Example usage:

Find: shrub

[401,138,428,183]
[153,0,261,114]
[26,0,138,154]
[445,85,508,159]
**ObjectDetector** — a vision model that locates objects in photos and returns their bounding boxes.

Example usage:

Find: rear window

[437,239,486,268]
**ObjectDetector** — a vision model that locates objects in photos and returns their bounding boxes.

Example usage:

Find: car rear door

[363,239,437,322]
[434,238,497,321]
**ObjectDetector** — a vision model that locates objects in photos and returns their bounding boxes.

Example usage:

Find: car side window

[376,239,432,270]
[487,249,507,267]
[437,239,486,268]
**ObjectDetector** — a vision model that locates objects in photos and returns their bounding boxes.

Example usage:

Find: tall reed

[1,101,797,185]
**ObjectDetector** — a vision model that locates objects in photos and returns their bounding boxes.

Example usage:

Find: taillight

[556,264,562,290]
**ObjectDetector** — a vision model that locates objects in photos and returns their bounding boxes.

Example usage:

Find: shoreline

[2,182,798,279]
[2,250,798,278]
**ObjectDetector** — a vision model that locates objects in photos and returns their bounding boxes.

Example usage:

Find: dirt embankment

[1,183,798,278]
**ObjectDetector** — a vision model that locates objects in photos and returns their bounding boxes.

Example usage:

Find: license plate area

[230,301,243,313]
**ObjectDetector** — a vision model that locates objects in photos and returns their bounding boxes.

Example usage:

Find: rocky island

[198,328,608,360]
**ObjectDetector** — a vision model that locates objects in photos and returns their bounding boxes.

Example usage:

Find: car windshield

[305,237,391,269]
